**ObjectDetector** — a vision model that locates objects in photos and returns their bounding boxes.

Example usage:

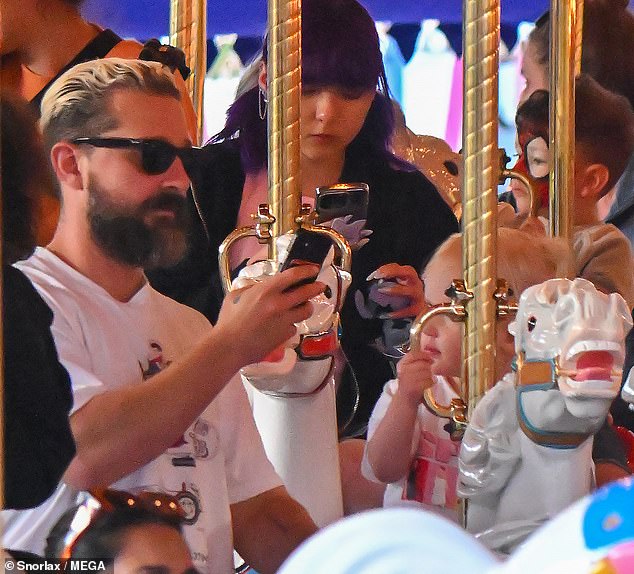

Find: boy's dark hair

[515,75,634,195]
[515,89,549,143]
[575,73,634,194]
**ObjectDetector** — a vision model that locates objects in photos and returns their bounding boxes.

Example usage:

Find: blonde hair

[424,228,571,298]
[40,58,180,155]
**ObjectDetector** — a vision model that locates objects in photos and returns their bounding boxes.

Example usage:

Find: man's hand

[367,263,426,319]
[396,348,435,409]
[215,265,325,366]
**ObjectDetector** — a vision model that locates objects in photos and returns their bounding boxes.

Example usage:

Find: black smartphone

[279,228,333,289]
[315,183,369,224]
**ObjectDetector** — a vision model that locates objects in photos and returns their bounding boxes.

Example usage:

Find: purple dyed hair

[211,0,401,173]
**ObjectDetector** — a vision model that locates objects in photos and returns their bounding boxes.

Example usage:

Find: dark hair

[45,504,184,566]
[575,73,634,192]
[528,0,634,108]
[515,89,549,144]
[212,0,397,173]
[1,94,56,264]
[516,74,634,193]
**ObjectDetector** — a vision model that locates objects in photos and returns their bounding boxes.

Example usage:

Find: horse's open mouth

[558,343,623,397]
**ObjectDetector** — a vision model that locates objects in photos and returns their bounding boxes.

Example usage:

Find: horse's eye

[443,160,459,176]
[527,316,537,332]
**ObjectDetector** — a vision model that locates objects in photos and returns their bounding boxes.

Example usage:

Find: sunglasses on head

[72,137,200,175]
[61,488,186,562]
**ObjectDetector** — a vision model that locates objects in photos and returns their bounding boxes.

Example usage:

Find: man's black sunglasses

[71,137,201,175]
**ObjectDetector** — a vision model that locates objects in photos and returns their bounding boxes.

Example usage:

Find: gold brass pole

[267,0,302,259]
[461,0,500,417]
[575,0,584,76]
[549,0,576,272]
[169,0,207,144]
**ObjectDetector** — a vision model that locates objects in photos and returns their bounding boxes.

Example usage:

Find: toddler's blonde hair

[424,228,571,298]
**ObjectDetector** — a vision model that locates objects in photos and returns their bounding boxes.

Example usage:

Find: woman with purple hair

[149,0,458,439]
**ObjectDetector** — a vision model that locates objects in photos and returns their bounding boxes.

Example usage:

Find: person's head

[214,0,395,173]
[420,229,570,380]
[1,93,57,264]
[518,12,550,104]
[510,75,634,218]
[46,489,196,574]
[521,0,634,108]
[0,0,85,56]
[40,58,195,269]
[512,89,550,213]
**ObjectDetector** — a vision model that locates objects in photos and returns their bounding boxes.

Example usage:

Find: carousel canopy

[82,0,549,41]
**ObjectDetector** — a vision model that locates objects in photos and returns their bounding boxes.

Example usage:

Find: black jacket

[4,265,75,509]
[149,140,459,430]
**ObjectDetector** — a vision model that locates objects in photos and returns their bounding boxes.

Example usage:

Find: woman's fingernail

[367,270,381,281]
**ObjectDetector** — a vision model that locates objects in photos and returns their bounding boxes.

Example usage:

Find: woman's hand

[367,263,426,319]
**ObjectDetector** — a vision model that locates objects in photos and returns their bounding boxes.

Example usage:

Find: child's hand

[396,348,435,408]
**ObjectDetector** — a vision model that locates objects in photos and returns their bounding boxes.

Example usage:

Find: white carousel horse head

[233,233,352,395]
[458,278,631,553]
[278,477,634,574]
[509,277,631,437]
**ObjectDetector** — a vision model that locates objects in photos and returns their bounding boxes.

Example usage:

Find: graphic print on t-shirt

[403,430,459,509]
[174,481,203,525]
[169,414,219,470]
[139,340,172,379]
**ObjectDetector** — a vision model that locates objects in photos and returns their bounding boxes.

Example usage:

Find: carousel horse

[459,278,632,553]
[276,477,634,574]
[391,128,462,218]
[233,234,352,527]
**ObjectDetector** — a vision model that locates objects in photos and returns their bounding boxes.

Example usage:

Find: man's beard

[87,175,191,270]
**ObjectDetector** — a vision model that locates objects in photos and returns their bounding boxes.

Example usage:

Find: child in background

[362,228,570,521]
[509,74,634,309]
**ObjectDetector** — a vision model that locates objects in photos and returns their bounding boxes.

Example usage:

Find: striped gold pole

[575,0,584,76]
[461,0,500,419]
[169,0,207,144]
[267,0,302,259]
[548,0,576,272]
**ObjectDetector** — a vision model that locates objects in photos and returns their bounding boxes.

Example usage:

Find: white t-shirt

[4,248,281,574]
[362,376,460,522]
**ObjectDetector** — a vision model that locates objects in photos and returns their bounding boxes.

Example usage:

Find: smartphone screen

[315,183,369,223]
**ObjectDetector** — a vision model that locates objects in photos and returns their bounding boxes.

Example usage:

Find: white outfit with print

[362,376,460,522]
[3,248,281,574]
